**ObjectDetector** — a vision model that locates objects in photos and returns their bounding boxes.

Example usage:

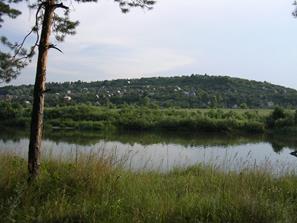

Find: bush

[266,107,286,128]
[271,107,285,120]
[274,117,295,128]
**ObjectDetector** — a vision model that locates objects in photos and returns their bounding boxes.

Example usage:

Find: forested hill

[1,74,297,108]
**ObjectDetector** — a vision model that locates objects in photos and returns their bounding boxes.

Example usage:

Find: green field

[1,153,297,223]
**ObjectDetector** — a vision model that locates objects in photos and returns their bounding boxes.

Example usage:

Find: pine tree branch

[53,3,69,10]
[12,2,45,60]
[48,44,63,53]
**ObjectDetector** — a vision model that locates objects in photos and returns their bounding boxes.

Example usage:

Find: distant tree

[142,96,150,106]
[266,107,286,128]
[1,0,156,181]
[271,107,285,121]
[240,103,248,109]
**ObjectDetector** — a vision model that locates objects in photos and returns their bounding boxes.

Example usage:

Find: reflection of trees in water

[0,128,28,143]
[47,130,266,147]
[271,142,284,153]
[267,134,297,153]
[1,128,297,154]
[44,130,106,146]
[270,141,297,153]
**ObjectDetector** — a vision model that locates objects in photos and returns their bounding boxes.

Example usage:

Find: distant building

[64,95,72,101]
[267,101,274,107]
[189,91,196,97]
[184,90,196,97]
[0,95,13,101]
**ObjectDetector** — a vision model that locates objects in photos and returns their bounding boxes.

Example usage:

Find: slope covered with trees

[1,74,297,108]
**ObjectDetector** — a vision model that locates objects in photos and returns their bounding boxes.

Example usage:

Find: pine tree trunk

[28,0,54,181]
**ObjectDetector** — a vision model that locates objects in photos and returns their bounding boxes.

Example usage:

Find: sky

[2,0,297,89]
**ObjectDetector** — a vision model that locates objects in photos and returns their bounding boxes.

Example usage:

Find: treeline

[1,74,297,108]
[1,101,297,134]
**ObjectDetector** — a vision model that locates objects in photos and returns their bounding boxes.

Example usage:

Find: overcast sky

[2,0,297,89]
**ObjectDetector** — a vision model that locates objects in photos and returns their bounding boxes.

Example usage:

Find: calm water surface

[1,129,297,174]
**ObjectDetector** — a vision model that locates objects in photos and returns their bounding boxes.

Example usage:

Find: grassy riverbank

[2,103,295,133]
[2,102,297,135]
[1,154,297,223]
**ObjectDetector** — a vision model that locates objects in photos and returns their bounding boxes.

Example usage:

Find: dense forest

[1,74,297,108]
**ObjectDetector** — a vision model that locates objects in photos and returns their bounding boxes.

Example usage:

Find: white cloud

[98,48,195,77]
[3,0,297,89]
[46,45,194,80]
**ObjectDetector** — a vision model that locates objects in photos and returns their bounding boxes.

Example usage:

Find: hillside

[1,74,297,108]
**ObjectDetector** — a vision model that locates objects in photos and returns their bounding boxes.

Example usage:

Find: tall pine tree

[1,0,156,181]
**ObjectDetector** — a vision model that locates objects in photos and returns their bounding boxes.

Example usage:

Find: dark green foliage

[294,110,297,124]
[0,103,269,133]
[0,0,26,82]
[0,101,17,119]
[0,102,30,127]
[113,0,156,13]
[266,107,294,129]
[271,107,286,120]
[240,103,248,109]
[1,75,297,108]
[1,101,297,134]
[0,51,26,82]
[0,0,22,25]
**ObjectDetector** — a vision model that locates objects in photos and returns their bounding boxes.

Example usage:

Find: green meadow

[1,153,297,223]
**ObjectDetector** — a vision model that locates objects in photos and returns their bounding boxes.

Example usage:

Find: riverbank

[1,154,297,223]
[2,104,296,133]
[2,104,297,137]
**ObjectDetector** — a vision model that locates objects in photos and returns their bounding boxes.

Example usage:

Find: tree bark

[28,0,55,181]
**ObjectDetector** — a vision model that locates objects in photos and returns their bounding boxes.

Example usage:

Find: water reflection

[1,128,297,173]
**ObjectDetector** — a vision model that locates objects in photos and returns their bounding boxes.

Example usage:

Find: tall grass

[1,152,297,223]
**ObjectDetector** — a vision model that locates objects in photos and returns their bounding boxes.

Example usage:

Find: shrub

[274,117,295,128]
[271,107,285,120]
[266,107,286,128]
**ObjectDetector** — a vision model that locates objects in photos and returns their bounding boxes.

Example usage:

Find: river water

[1,129,297,174]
